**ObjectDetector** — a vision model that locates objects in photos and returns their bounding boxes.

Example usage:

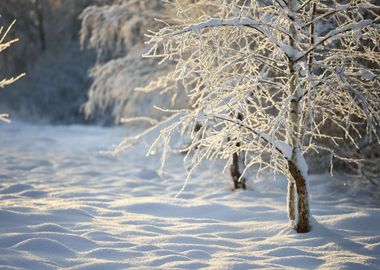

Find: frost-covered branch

[207,113,292,159]
[296,18,380,62]
[158,17,291,39]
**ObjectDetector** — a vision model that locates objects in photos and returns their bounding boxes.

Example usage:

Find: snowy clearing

[0,123,379,269]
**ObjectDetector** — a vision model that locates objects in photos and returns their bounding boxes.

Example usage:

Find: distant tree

[80,0,180,123]
[116,0,380,233]
[0,19,25,122]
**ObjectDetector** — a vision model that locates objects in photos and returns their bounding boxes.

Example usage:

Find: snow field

[0,123,379,269]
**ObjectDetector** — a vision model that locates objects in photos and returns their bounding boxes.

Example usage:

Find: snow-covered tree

[116,0,380,233]
[0,19,25,122]
[80,0,190,123]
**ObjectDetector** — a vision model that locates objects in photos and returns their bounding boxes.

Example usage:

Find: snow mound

[0,184,34,194]
[12,238,75,256]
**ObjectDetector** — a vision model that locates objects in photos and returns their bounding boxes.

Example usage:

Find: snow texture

[0,122,379,269]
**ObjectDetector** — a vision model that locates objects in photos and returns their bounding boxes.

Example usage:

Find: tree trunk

[288,160,310,233]
[230,112,246,190]
[230,148,246,190]
[287,180,296,225]
[286,0,311,233]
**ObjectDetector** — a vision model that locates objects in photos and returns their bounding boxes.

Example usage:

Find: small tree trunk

[288,160,310,233]
[230,148,246,190]
[287,180,296,225]
[230,112,246,190]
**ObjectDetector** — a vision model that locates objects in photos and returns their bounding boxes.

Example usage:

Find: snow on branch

[146,16,299,60]
[300,3,378,29]
[80,1,164,61]
[296,18,380,62]
[167,17,290,39]
[205,112,292,160]
[0,114,10,123]
[0,73,26,89]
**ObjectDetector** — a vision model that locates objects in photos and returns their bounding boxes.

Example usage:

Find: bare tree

[116,0,380,233]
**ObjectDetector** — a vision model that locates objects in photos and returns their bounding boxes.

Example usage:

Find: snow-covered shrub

[118,0,380,233]
[0,19,25,123]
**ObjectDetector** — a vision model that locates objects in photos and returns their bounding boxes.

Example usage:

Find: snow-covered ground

[0,123,379,270]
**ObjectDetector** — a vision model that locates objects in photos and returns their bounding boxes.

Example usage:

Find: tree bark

[230,147,246,190]
[230,112,246,190]
[288,160,310,233]
[286,0,311,233]
[287,180,296,224]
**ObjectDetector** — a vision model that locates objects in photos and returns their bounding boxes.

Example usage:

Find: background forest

[0,0,108,124]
